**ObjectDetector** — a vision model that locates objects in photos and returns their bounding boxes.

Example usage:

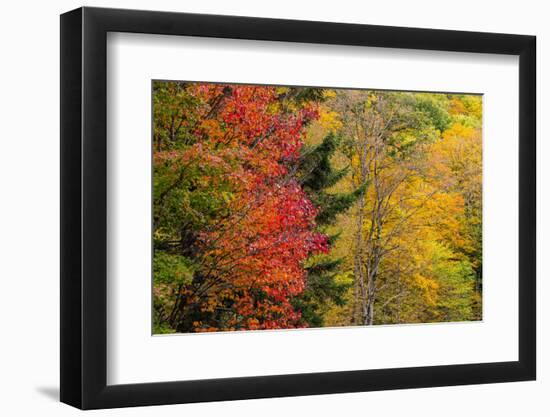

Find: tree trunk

[353,197,366,325]
[364,266,377,325]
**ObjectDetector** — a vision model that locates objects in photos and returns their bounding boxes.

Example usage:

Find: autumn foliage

[153,83,328,332]
[153,82,483,333]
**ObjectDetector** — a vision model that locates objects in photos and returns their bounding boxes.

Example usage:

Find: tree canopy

[152,82,482,333]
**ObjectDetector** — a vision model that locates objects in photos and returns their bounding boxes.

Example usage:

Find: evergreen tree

[292,133,365,326]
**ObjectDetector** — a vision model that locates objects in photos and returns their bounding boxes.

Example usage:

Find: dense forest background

[152,81,482,334]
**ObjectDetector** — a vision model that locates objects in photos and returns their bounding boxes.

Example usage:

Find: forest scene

[152,81,482,334]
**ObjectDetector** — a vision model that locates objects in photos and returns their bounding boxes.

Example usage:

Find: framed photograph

[60,6,536,409]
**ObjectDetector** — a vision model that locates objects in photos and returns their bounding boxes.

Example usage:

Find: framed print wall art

[60,6,536,410]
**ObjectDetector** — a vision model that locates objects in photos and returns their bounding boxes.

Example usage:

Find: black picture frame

[60,6,536,410]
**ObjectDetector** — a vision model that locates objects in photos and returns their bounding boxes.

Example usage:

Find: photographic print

[152,81,482,334]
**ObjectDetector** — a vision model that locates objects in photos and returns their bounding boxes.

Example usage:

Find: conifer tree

[292,133,365,326]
